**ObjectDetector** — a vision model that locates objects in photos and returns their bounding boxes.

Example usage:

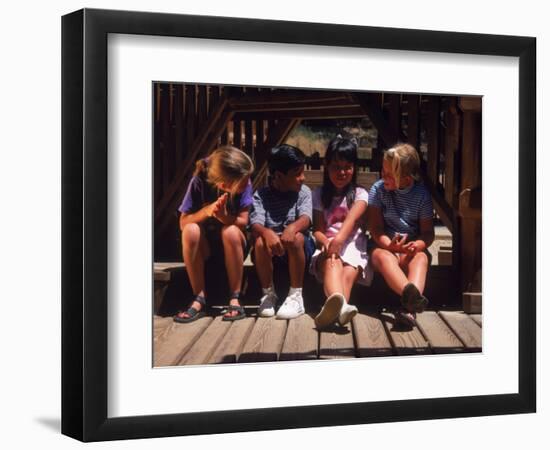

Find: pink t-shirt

[312,186,369,240]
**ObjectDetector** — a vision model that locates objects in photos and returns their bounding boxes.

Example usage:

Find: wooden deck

[153,309,482,366]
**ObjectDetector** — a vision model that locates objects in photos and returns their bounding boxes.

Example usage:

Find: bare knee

[411,251,429,269]
[371,249,397,270]
[323,255,343,271]
[181,222,201,247]
[221,225,243,247]
[283,232,304,252]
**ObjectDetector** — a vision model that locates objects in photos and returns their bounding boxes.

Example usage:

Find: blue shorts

[251,232,316,266]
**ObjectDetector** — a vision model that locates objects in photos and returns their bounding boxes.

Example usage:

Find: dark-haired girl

[310,137,372,329]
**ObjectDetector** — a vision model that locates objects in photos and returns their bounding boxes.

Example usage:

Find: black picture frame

[61,8,536,442]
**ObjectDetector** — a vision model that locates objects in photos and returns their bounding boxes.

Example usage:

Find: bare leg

[177,223,210,317]
[284,232,305,288]
[371,248,409,295]
[320,255,344,296]
[341,264,359,302]
[221,225,246,317]
[253,235,274,289]
[400,252,429,294]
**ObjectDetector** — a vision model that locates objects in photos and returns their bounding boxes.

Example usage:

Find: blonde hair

[383,143,421,188]
[194,146,254,194]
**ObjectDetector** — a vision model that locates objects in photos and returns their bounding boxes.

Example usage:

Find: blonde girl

[174,146,254,322]
[367,143,435,326]
[310,137,372,329]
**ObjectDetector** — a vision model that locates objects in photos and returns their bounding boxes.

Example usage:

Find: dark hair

[267,144,306,175]
[321,136,358,209]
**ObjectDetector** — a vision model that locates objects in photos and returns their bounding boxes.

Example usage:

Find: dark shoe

[401,283,429,313]
[394,308,417,328]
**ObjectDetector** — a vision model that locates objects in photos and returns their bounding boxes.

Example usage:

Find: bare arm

[335,200,367,243]
[312,209,330,250]
[179,201,218,231]
[403,217,435,254]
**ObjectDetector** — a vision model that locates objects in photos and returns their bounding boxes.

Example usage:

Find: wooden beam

[386,93,401,138]
[234,106,365,121]
[444,97,461,208]
[354,92,406,147]
[426,96,441,184]
[406,94,420,149]
[253,119,300,190]
[244,119,253,156]
[459,96,482,112]
[418,165,454,233]
[174,84,185,167]
[184,84,196,157]
[230,98,356,112]
[230,90,349,106]
[233,119,242,149]
[155,95,234,235]
[458,188,482,219]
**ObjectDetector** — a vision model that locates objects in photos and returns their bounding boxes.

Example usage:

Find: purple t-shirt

[178,174,253,217]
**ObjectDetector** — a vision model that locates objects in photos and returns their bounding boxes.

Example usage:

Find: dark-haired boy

[249,145,315,319]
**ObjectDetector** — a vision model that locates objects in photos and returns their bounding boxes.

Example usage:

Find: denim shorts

[251,232,316,266]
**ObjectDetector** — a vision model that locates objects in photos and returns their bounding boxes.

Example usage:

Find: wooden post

[185,84,196,157]
[154,83,162,204]
[233,119,242,149]
[198,85,207,128]
[245,119,253,156]
[458,96,482,293]
[160,83,172,195]
[387,93,401,139]
[444,97,461,208]
[407,94,420,149]
[426,96,440,186]
[174,84,185,168]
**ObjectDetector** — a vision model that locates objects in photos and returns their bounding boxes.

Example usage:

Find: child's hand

[402,240,426,256]
[204,199,222,217]
[280,225,296,246]
[387,233,408,253]
[211,194,230,222]
[264,229,284,257]
[326,236,344,257]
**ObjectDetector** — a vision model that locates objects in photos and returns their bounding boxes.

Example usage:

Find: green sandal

[174,295,206,323]
[222,292,246,321]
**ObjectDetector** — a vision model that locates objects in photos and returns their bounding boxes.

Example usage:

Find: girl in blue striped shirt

[367,143,435,326]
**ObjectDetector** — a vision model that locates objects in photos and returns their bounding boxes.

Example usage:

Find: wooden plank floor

[154,310,482,367]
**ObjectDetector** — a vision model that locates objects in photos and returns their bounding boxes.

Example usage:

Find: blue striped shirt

[368,179,433,241]
[249,184,312,234]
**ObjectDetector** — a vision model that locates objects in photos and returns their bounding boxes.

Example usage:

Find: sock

[262,285,275,296]
[288,287,302,296]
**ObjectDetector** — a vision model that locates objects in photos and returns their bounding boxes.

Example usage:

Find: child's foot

[258,290,278,317]
[401,282,429,313]
[338,302,358,326]
[276,290,305,319]
[173,295,206,323]
[223,292,246,321]
[314,293,345,329]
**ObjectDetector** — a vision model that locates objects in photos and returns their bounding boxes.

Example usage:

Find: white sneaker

[338,302,358,326]
[314,293,345,329]
[276,292,305,319]
[258,292,278,317]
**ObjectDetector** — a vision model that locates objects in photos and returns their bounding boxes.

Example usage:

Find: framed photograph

[62,8,536,442]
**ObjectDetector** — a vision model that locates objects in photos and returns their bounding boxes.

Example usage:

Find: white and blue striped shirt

[368,179,433,241]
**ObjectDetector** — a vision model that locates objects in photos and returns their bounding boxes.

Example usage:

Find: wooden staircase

[154,84,482,311]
